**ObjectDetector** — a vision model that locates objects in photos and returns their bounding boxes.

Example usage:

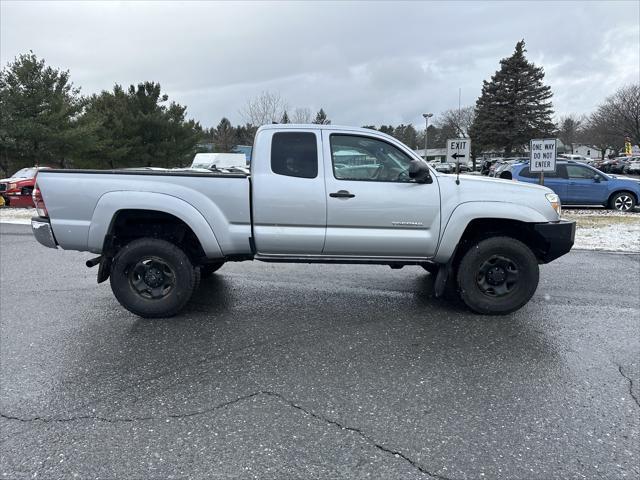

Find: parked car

[480,158,500,175]
[558,154,594,165]
[434,162,455,173]
[501,160,640,211]
[31,124,573,318]
[622,156,640,175]
[603,157,631,174]
[489,157,528,177]
[0,167,50,207]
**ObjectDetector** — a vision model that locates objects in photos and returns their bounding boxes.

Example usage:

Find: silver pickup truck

[31,124,575,317]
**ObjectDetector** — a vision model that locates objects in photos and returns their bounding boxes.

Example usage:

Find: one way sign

[447,138,471,164]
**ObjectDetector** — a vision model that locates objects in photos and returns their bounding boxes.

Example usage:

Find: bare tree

[582,84,639,159]
[435,106,475,137]
[594,84,639,144]
[291,107,312,124]
[240,91,288,126]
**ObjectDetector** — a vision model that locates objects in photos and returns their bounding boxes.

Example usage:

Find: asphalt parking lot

[1,223,638,479]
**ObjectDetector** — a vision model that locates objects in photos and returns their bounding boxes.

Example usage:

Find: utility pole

[422,113,433,161]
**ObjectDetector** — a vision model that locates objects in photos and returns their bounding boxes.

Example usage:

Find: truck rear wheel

[457,236,539,315]
[110,238,197,318]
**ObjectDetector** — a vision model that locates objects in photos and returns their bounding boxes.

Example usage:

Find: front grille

[0,183,6,192]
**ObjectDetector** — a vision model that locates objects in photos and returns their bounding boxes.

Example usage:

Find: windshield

[11,168,37,179]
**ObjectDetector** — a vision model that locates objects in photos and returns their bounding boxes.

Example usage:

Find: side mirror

[593,175,600,183]
[408,160,432,184]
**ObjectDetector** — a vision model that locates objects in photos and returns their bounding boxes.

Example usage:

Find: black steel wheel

[128,257,176,300]
[457,236,539,315]
[110,238,196,318]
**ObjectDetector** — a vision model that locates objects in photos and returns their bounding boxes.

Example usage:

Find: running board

[254,253,430,265]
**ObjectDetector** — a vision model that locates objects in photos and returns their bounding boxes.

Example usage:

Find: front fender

[87,191,223,258]
[433,202,549,263]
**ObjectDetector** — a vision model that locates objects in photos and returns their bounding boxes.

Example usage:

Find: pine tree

[82,82,201,168]
[312,108,330,125]
[280,110,290,124]
[0,51,88,172]
[212,117,237,152]
[470,40,555,155]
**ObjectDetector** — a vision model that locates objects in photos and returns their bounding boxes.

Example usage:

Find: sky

[1,1,639,129]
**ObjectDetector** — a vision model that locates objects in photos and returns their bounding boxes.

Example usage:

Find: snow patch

[0,208,35,225]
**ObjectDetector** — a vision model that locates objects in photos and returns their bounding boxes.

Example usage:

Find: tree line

[0,53,333,175]
[1,43,638,176]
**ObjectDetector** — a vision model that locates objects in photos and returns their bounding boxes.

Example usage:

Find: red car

[0,167,50,208]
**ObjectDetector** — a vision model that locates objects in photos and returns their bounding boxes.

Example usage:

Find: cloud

[1,0,638,128]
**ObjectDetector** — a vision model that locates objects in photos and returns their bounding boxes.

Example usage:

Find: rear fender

[87,191,223,258]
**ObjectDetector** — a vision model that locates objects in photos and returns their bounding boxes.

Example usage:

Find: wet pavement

[1,223,638,479]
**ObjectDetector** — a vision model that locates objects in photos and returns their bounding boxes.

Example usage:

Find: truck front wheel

[457,236,539,315]
[110,238,197,318]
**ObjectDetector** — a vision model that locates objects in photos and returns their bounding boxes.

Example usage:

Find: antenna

[455,87,461,185]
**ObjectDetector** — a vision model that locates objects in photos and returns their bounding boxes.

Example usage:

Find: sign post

[529,138,557,186]
[447,138,471,182]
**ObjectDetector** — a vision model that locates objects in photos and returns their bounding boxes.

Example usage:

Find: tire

[200,262,225,278]
[109,238,196,318]
[457,236,539,315]
[609,191,636,212]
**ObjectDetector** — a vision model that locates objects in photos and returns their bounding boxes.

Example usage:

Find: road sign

[446,138,471,164]
[529,139,557,172]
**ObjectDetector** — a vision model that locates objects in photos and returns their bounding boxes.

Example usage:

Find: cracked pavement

[1,223,639,479]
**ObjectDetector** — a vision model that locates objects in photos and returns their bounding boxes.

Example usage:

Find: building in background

[414,148,447,162]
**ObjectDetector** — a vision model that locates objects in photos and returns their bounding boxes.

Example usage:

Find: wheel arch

[88,191,224,260]
[434,202,549,264]
[608,189,638,207]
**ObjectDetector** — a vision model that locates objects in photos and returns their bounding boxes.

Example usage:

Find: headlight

[9,183,17,190]
[545,193,561,217]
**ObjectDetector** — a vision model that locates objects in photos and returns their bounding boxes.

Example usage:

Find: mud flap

[434,259,453,298]
[97,257,112,283]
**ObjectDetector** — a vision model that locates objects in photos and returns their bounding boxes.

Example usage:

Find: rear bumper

[533,220,575,263]
[31,216,58,249]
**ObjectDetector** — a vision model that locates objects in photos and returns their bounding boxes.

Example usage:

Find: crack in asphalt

[617,364,640,409]
[259,391,451,480]
[1,390,450,479]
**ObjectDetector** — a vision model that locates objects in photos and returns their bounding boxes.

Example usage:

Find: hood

[436,173,560,222]
[609,175,640,183]
[438,172,552,194]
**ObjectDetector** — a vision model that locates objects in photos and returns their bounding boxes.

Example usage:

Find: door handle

[329,190,355,198]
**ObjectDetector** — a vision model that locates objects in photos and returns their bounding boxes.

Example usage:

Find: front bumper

[31,216,58,249]
[533,220,575,263]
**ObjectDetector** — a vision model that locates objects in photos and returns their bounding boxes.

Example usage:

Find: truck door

[321,131,440,258]
[252,129,327,254]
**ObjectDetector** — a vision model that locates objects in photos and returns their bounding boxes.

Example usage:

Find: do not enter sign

[530,139,557,173]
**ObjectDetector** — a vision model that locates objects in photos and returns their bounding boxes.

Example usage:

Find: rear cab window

[271,132,318,179]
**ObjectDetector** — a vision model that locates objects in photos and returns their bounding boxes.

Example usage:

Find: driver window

[566,165,597,179]
[330,134,414,182]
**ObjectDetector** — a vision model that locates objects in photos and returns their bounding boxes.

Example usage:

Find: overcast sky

[1,1,638,128]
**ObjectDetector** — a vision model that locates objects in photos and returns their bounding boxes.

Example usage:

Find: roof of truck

[257,124,377,134]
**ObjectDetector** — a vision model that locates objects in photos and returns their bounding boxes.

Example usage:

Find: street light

[423,113,433,161]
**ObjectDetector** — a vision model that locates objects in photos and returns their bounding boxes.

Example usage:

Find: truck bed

[36,169,252,256]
